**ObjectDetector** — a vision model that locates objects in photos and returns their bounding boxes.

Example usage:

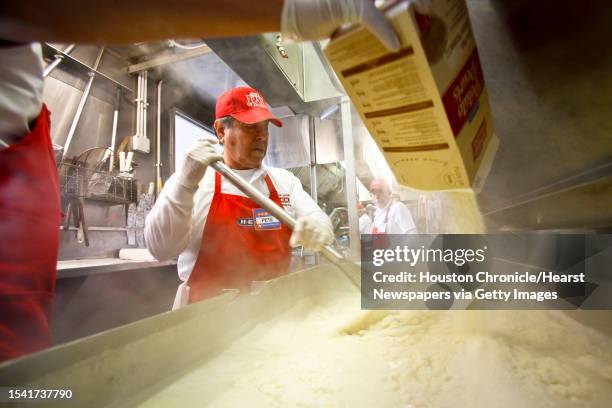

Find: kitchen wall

[44,45,214,260]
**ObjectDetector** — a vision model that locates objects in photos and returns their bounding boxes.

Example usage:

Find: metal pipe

[308,115,320,265]
[43,44,75,78]
[140,72,144,136]
[340,97,360,262]
[141,72,145,137]
[62,46,105,159]
[308,116,318,203]
[156,80,163,197]
[109,88,121,172]
[143,71,148,138]
[135,72,142,136]
[60,226,127,232]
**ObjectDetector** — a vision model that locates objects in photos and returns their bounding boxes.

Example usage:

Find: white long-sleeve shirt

[0,42,43,147]
[372,201,418,234]
[145,164,332,282]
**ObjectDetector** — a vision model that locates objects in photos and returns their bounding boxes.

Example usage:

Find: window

[173,112,219,172]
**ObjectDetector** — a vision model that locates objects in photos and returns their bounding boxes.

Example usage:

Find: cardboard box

[324,0,498,191]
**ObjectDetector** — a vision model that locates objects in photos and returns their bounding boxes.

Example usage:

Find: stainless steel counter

[56,258,177,279]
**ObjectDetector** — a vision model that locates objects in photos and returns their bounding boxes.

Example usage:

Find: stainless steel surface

[43,43,133,93]
[45,44,208,260]
[340,98,360,261]
[127,45,213,74]
[314,113,345,164]
[260,33,305,99]
[308,116,320,264]
[62,47,105,159]
[485,176,612,231]
[134,71,149,138]
[56,258,177,279]
[43,44,75,78]
[308,116,318,202]
[302,41,345,101]
[264,114,311,169]
[309,42,345,96]
[211,161,360,289]
[61,226,127,231]
[46,77,116,154]
[205,36,343,116]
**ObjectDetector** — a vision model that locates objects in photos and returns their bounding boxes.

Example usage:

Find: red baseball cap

[215,87,282,127]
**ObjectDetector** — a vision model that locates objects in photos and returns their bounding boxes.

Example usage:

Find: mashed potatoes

[138,290,612,407]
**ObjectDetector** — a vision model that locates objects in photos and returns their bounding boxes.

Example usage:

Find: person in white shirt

[145,87,334,304]
[370,179,418,234]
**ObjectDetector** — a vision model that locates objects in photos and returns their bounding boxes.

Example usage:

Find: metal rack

[58,161,137,204]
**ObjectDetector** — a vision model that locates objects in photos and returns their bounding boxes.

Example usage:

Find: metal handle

[210,161,346,265]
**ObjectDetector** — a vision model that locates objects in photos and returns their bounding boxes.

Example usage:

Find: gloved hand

[281,0,401,51]
[176,138,223,189]
[289,216,334,251]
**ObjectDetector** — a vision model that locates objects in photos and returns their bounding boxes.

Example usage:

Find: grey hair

[218,116,234,129]
[216,116,234,146]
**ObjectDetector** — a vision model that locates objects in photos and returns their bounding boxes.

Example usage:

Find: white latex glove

[289,216,334,251]
[281,0,401,51]
[177,138,223,189]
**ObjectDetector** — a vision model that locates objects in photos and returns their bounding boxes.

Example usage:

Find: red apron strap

[213,171,222,196]
[263,174,277,195]
[383,204,391,225]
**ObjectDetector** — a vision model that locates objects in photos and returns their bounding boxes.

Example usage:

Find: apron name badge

[253,208,281,231]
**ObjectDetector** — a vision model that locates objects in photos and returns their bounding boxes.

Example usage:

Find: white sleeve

[359,215,372,234]
[144,174,197,260]
[395,202,418,234]
[287,172,333,232]
[0,42,43,145]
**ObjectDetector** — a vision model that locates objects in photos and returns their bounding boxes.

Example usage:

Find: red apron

[188,172,292,302]
[0,105,59,361]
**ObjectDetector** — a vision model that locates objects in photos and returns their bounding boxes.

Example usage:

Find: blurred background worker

[370,179,418,235]
[0,0,400,361]
[145,87,334,304]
